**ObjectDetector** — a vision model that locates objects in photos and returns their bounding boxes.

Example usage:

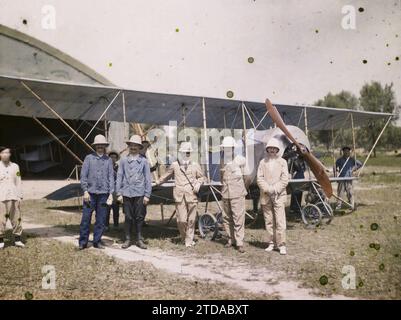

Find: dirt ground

[1,155,400,300]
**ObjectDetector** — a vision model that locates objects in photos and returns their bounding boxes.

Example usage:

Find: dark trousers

[106,203,120,227]
[79,193,108,246]
[123,196,145,241]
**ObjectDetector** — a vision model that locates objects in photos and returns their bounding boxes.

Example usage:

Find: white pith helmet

[220,136,237,148]
[126,135,144,148]
[92,134,109,146]
[179,142,194,153]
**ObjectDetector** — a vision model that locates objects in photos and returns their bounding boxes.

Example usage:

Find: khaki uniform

[159,160,205,245]
[0,161,23,237]
[337,181,354,208]
[257,156,289,247]
[221,155,247,247]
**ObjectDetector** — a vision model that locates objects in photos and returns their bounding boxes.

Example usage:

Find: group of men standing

[0,134,362,255]
[77,133,291,255]
[79,134,151,250]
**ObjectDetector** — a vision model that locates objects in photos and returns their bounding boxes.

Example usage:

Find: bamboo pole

[242,103,256,129]
[304,107,309,138]
[83,90,121,141]
[20,80,95,152]
[358,116,392,177]
[331,126,336,176]
[202,98,210,182]
[134,123,158,181]
[33,117,83,164]
[241,102,247,151]
[122,91,128,140]
[351,113,357,163]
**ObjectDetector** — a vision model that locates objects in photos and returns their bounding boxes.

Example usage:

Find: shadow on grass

[46,205,82,213]
[51,219,181,242]
[248,240,267,249]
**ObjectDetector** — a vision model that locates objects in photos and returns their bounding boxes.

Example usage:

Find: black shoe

[136,240,147,250]
[122,240,131,249]
[236,245,246,253]
[78,244,87,250]
[93,243,106,249]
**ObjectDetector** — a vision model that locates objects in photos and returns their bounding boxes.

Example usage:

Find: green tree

[314,91,358,150]
[359,82,399,156]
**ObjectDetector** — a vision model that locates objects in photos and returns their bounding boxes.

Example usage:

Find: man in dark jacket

[79,135,114,250]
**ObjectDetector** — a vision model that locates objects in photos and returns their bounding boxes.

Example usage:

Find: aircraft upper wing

[0,74,393,130]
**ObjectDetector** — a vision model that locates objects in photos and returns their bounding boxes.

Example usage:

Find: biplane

[0,74,394,237]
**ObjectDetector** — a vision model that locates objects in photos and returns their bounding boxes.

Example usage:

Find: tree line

[311,81,401,157]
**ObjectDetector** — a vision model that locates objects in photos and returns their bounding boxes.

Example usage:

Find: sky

[0,0,400,110]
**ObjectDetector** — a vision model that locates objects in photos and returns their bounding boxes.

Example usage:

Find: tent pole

[33,117,83,165]
[84,90,121,141]
[202,98,210,182]
[20,80,95,152]
[358,116,392,177]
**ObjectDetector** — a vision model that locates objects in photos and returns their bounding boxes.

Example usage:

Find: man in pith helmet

[257,137,289,255]
[117,135,152,250]
[156,141,205,247]
[79,134,114,250]
[220,136,248,253]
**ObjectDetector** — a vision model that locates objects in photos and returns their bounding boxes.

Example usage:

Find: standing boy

[0,146,24,249]
[156,142,205,247]
[79,135,114,250]
[220,136,248,253]
[117,135,152,250]
[257,138,289,255]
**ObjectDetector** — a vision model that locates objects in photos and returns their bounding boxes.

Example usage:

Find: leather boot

[122,240,131,249]
[136,239,147,250]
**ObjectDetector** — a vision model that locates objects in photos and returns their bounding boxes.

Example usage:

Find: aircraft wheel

[301,204,322,227]
[245,209,258,227]
[198,212,219,240]
[316,201,334,224]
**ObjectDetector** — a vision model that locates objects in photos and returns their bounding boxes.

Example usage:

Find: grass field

[1,157,400,299]
[0,237,275,300]
[319,152,401,169]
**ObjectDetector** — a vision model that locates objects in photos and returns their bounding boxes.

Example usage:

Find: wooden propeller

[265,99,333,198]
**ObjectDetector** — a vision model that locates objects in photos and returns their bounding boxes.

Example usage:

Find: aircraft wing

[0,75,393,130]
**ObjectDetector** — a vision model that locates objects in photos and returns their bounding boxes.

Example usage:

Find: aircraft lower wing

[44,177,357,203]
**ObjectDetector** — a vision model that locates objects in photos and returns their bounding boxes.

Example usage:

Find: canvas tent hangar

[0,75,394,131]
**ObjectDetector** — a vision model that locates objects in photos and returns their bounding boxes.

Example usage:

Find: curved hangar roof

[0,75,393,130]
